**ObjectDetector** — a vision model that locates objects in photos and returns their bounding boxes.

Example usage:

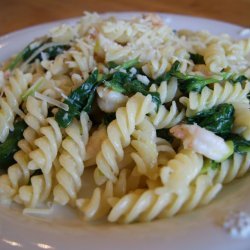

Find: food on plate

[0,12,249,223]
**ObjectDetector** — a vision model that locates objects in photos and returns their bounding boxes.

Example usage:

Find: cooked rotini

[129,117,158,179]
[108,174,222,223]
[0,12,249,224]
[207,152,250,184]
[53,112,90,206]
[94,93,155,184]
[204,43,228,73]
[0,70,32,143]
[160,149,203,193]
[149,101,185,129]
[0,96,48,202]
[16,118,62,208]
[76,167,143,220]
[149,77,179,104]
[180,81,250,116]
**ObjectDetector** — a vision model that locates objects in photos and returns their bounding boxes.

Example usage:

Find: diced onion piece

[34,91,69,111]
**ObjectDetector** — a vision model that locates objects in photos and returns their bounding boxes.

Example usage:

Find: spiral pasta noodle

[149,101,185,129]
[0,96,48,203]
[108,174,221,223]
[180,81,250,116]
[149,77,179,104]
[77,167,143,220]
[17,118,62,208]
[53,112,90,206]
[94,93,155,184]
[204,43,228,73]
[160,149,203,193]
[0,70,32,143]
[208,152,250,184]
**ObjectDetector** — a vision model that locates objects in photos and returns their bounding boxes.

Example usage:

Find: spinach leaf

[7,38,46,70]
[55,70,100,128]
[187,104,234,135]
[104,74,161,109]
[7,37,70,70]
[114,58,139,71]
[223,134,250,154]
[155,60,236,94]
[0,120,27,169]
[189,53,205,64]
[32,45,70,62]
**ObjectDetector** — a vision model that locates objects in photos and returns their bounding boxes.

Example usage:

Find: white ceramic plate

[0,12,250,250]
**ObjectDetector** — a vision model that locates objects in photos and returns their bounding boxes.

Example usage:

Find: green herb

[155,60,181,84]
[7,37,48,70]
[107,61,119,69]
[155,60,236,93]
[55,70,100,128]
[104,74,160,109]
[187,104,234,135]
[0,121,27,169]
[223,134,250,154]
[200,158,219,174]
[7,37,70,70]
[156,128,174,142]
[189,53,205,64]
[33,45,70,61]
[114,58,139,71]
[103,112,116,125]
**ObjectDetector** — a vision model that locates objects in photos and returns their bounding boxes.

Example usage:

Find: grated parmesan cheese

[34,91,69,111]
[223,211,250,238]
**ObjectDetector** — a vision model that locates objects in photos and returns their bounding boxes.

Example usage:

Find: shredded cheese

[34,91,69,111]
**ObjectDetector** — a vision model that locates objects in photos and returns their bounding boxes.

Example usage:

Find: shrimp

[170,124,234,162]
[97,86,128,113]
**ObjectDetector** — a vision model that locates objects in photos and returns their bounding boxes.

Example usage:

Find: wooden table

[0,0,250,36]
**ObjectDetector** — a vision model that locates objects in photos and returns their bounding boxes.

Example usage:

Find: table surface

[0,0,250,36]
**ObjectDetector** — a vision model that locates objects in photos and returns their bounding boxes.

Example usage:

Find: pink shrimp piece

[170,124,233,162]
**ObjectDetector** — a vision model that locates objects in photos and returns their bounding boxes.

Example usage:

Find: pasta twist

[0,96,48,203]
[156,137,176,166]
[149,77,179,104]
[180,81,250,116]
[160,149,203,193]
[108,174,221,223]
[130,118,158,179]
[76,167,143,220]
[18,171,53,209]
[17,118,62,208]
[233,103,250,140]
[27,118,62,174]
[204,43,228,73]
[53,112,90,206]
[208,152,250,184]
[94,93,155,184]
[149,101,185,129]
[0,70,32,143]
